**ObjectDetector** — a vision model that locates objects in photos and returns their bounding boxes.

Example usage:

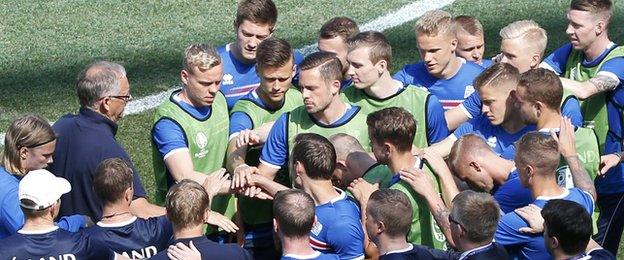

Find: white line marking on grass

[0,0,456,145]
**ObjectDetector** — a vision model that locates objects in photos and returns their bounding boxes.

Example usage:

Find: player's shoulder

[400,61,426,73]
[459,59,486,75]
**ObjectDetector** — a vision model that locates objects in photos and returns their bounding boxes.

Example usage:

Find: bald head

[329,133,366,161]
[448,134,494,177]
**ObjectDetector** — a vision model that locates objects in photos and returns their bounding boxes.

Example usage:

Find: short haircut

[182,43,221,73]
[329,133,366,161]
[518,68,563,111]
[347,31,393,67]
[367,107,416,153]
[273,189,316,238]
[473,62,520,92]
[450,191,501,244]
[515,132,560,175]
[291,133,336,180]
[234,0,278,30]
[298,51,343,83]
[499,20,548,57]
[1,114,55,176]
[570,0,613,23]
[256,37,294,72]
[20,199,52,219]
[76,61,126,108]
[415,10,456,37]
[93,158,133,205]
[542,199,592,256]
[448,134,493,177]
[165,180,210,230]
[319,17,360,41]
[454,15,484,36]
[367,189,412,237]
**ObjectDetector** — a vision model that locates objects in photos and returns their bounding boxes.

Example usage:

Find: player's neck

[173,225,205,240]
[303,179,341,206]
[377,234,410,255]
[257,88,283,110]
[583,36,611,61]
[490,157,515,185]
[312,99,347,125]
[230,42,255,64]
[530,175,566,199]
[22,216,56,231]
[436,56,462,80]
[365,73,401,99]
[501,113,526,134]
[388,151,416,174]
[281,236,317,257]
[537,112,562,130]
[100,203,134,223]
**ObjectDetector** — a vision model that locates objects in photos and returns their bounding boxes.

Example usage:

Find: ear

[526,165,535,181]
[382,142,393,156]
[469,161,482,172]
[273,218,279,233]
[180,69,190,86]
[529,54,541,69]
[124,187,133,203]
[203,209,211,224]
[596,20,606,35]
[375,59,388,74]
[450,38,458,52]
[377,220,387,234]
[330,80,341,95]
[19,146,29,160]
[294,161,305,177]
[551,236,560,249]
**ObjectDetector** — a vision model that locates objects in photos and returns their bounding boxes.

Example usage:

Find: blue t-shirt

[260,104,361,169]
[150,236,253,260]
[83,216,173,259]
[218,43,304,110]
[152,93,215,158]
[0,226,116,259]
[281,251,340,260]
[493,169,533,214]
[495,188,594,260]
[49,108,147,221]
[459,91,584,127]
[310,191,365,260]
[228,89,298,137]
[543,43,624,194]
[453,115,536,160]
[393,58,485,110]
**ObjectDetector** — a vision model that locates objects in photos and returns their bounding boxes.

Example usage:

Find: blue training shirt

[452,115,536,160]
[0,226,116,259]
[83,216,174,259]
[479,59,494,68]
[218,43,304,110]
[259,104,361,169]
[393,58,485,110]
[310,191,365,260]
[542,42,624,194]
[493,168,533,214]
[150,236,253,260]
[495,188,594,260]
[459,91,584,127]
[281,251,340,260]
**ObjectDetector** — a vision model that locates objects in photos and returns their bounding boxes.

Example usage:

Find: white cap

[19,169,71,210]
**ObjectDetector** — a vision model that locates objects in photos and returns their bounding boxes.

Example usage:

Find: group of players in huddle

[1,0,624,259]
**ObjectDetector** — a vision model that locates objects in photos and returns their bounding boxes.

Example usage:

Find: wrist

[233,164,249,174]
[614,152,623,162]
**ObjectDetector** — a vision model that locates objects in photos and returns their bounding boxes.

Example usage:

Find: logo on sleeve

[311,219,323,236]
[486,136,497,148]
[464,85,475,98]
[223,74,234,85]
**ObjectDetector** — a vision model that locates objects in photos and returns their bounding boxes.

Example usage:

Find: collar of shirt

[384,244,414,255]
[18,225,59,235]
[459,243,494,260]
[283,251,321,259]
[79,107,118,136]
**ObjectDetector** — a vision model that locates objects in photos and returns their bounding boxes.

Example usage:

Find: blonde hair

[499,20,548,57]
[415,10,456,37]
[454,15,484,36]
[1,115,55,176]
[182,43,221,73]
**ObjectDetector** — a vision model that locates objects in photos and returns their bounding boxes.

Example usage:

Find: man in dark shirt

[151,180,252,259]
[49,61,163,221]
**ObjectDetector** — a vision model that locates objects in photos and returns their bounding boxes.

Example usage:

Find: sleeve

[327,219,365,260]
[0,188,24,235]
[495,212,535,246]
[561,97,583,127]
[152,119,188,159]
[452,119,477,138]
[425,95,450,143]
[259,113,289,169]
[57,214,86,232]
[392,65,414,85]
[540,44,573,75]
[85,234,117,260]
[598,57,624,83]
[460,91,482,119]
[292,51,305,87]
[229,111,254,138]
[157,216,175,245]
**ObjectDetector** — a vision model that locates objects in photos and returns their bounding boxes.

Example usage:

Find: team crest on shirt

[464,85,475,98]
[486,136,497,148]
[194,132,209,158]
[311,218,323,236]
[223,73,234,85]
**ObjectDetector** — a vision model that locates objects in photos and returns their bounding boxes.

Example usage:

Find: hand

[411,145,425,157]
[348,178,379,204]
[238,185,274,200]
[399,167,436,198]
[551,117,577,158]
[167,241,201,260]
[202,168,229,199]
[236,129,261,148]
[599,154,621,176]
[422,149,451,177]
[515,204,544,234]
[206,211,239,233]
[230,164,258,189]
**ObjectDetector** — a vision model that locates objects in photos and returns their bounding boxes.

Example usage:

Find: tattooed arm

[560,74,619,99]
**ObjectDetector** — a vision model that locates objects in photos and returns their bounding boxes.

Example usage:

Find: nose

[565,24,574,36]
[481,104,490,114]
[346,64,355,77]
[472,51,481,60]
[272,80,280,91]
[500,55,509,63]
